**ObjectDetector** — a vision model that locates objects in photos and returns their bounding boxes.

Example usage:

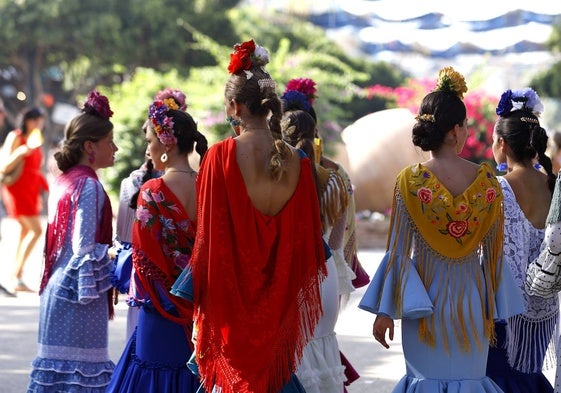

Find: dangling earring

[226,116,241,127]
[496,162,508,172]
[161,152,168,163]
[88,151,95,165]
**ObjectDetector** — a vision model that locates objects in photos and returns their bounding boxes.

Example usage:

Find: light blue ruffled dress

[28,178,114,392]
[359,166,526,393]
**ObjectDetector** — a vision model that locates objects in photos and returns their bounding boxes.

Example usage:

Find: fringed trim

[317,167,349,233]
[381,190,503,354]
[197,263,326,393]
[506,311,560,373]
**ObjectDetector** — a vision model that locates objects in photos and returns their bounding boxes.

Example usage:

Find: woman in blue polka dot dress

[27,90,118,392]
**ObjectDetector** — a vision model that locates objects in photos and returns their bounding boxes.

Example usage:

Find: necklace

[166,169,196,175]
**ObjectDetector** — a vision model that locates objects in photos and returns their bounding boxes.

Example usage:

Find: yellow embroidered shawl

[385,162,504,352]
[398,162,502,258]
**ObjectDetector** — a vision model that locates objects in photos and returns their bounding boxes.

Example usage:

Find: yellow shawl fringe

[317,165,349,233]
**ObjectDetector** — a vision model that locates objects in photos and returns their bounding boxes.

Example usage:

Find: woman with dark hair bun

[358,67,524,392]
[0,106,48,293]
[28,89,118,392]
[486,88,557,393]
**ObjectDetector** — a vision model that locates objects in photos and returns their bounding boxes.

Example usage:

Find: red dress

[2,130,48,217]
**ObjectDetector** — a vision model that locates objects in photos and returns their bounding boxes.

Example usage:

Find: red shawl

[41,165,113,315]
[192,138,326,393]
[131,179,195,334]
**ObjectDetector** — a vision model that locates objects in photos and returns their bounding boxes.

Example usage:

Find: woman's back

[235,133,301,216]
[422,157,480,198]
[503,168,551,229]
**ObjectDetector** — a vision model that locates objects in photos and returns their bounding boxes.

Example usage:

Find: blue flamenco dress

[28,171,115,392]
[359,163,525,393]
[107,179,200,393]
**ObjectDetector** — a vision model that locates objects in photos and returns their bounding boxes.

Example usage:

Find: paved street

[0,216,555,392]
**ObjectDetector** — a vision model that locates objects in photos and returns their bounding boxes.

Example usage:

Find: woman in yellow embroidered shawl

[358,66,525,393]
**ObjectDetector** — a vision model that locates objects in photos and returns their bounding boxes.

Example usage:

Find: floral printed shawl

[130,178,196,334]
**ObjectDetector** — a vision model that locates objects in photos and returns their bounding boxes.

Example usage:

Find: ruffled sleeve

[490,253,525,320]
[358,187,433,319]
[53,178,113,303]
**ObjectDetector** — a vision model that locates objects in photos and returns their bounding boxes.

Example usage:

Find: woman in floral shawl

[107,90,208,393]
[358,67,525,392]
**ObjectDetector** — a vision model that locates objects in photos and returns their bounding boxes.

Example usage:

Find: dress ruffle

[107,329,199,393]
[358,252,433,319]
[392,375,505,393]
[170,265,194,302]
[296,332,347,393]
[54,243,113,304]
[110,241,133,294]
[28,357,114,392]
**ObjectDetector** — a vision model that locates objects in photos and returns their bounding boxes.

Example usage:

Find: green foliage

[531,62,561,98]
[101,68,194,195]
[0,0,405,197]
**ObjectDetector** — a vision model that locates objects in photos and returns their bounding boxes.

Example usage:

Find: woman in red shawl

[28,90,117,392]
[107,90,208,393]
[174,39,327,393]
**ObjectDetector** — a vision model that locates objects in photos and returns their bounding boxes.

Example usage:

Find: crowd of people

[2,39,561,393]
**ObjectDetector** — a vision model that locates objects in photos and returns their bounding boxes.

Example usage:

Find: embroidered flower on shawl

[408,165,501,244]
[136,188,182,231]
[136,205,152,226]
[174,252,190,269]
[447,220,469,238]
[485,188,497,203]
[152,190,165,203]
[417,187,432,204]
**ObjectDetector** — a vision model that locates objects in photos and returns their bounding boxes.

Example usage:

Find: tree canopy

[0,1,407,195]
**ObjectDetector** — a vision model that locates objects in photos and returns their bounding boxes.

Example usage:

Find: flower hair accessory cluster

[285,78,317,105]
[281,90,312,112]
[227,39,270,77]
[496,88,544,119]
[148,100,177,146]
[83,89,113,120]
[154,88,187,111]
[435,66,468,99]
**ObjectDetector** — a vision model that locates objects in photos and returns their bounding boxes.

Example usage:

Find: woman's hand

[373,314,394,349]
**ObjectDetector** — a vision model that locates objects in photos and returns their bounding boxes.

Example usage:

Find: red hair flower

[228,39,256,74]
